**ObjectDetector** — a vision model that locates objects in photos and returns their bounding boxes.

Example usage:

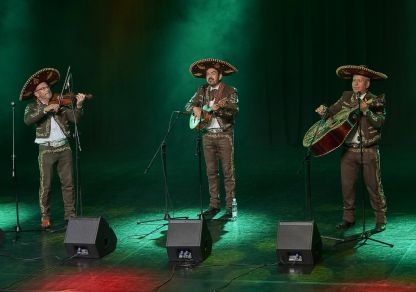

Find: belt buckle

[209,128,222,134]
[48,139,66,147]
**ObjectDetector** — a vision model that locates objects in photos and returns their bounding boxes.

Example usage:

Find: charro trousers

[340,146,387,225]
[38,144,75,220]
[203,132,236,209]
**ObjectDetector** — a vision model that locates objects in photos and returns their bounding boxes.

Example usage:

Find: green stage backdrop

[0,0,415,189]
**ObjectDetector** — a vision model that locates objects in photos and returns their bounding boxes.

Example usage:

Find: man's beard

[208,78,217,85]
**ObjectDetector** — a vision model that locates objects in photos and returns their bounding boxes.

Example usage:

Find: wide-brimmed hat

[336,65,388,80]
[19,68,60,101]
[189,58,237,78]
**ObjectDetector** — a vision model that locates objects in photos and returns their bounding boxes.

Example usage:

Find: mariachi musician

[20,68,85,229]
[315,65,387,233]
[185,58,238,218]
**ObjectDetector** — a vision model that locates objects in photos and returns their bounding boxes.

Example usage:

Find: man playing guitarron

[185,58,239,218]
[316,65,388,233]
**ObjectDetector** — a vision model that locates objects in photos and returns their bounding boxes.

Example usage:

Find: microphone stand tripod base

[322,227,393,248]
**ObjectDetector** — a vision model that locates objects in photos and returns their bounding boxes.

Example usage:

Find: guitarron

[303,106,359,157]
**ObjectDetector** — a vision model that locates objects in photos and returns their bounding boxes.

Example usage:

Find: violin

[49,92,93,106]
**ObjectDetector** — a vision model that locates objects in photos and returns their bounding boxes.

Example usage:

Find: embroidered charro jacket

[24,100,82,138]
[327,90,386,147]
[185,82,238,131]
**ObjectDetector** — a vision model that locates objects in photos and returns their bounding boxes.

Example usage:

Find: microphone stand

[66,71,84,216]
[138,111,188,225]
[304,107,349,243]
[196,131,204,218]
[196,93,206,219]
[301,108,328,220]
[11,101,22,234]
[299,103,367,244]
[6,102,43,241]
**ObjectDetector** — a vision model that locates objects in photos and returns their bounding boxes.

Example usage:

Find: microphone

[11,101,15,108]
[64,66,71,89]
[173,111,191,115]
[65,73,71,90]
[353,91,362,118]
[322,104,329,119]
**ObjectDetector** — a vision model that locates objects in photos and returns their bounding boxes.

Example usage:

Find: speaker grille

[277,221,314,250]
[65,217,100,244]
[166,220,203,246]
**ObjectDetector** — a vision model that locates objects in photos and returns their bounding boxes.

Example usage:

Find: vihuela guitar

[189,98,227,130]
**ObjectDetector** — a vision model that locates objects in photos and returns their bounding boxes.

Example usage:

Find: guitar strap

[214,82,225,103]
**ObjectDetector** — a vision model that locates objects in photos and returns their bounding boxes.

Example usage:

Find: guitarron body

[303,106,359,157]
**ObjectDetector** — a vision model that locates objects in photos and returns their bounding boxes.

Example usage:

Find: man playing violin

[185,58,238,218]
[315,65,387,233]
[20,68,85,229]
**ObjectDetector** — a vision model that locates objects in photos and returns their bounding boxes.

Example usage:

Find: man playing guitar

[315,65,388,233]
[185,58,239,218]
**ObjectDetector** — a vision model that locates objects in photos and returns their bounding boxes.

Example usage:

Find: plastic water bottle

[231,198,238,220]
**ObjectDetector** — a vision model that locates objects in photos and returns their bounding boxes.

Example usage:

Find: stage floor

[1,145,415,291]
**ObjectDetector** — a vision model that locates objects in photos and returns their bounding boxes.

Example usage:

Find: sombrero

[336,65,388,80]
[189,58,237,78]
[19,68,60,101]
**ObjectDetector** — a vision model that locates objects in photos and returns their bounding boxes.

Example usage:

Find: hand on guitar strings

[211,104,220,111]
[315,104,327,117]
[193,106,202,119]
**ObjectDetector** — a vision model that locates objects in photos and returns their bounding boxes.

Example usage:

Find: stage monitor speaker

[166,219,212,263]
[64,217,117,259]
[276,221,322,265]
